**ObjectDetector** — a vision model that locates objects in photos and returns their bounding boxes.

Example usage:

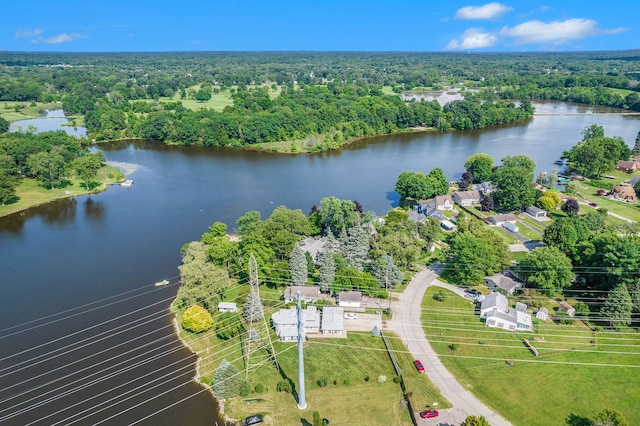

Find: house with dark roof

[616,160,640,173]
[284,286,322,303]
[484,272,523,295]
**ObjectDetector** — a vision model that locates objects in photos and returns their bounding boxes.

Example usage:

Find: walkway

[387,268,512,426]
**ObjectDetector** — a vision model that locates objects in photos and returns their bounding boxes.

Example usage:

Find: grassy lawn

[422,287,640,425]
[0,165,124,217]
[508,251,529,263]
[515,224,542,241]
[517,214,548,231]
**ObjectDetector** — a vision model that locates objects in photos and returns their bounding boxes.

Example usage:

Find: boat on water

[121,179,134,188]
[154,279,170,287]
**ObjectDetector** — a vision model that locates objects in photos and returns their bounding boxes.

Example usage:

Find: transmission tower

[243,253,279,379]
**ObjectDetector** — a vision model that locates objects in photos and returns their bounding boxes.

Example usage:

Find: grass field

[0,165,124,217]
[422,286,640,425]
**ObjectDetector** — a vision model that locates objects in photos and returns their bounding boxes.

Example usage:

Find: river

[0,102,638,425]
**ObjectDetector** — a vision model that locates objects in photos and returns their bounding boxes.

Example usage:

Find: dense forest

[2,51,639,147]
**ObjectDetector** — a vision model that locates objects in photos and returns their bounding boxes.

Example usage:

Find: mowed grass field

[422,287,640,425]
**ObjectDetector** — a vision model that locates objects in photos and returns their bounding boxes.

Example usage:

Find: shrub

[433,290,447,302]
[317,378,328,387]
[254,383,266,393]
[344,379,351,385]
[333,379,338,385]
[364,376,370,382]
[449,343,459,351]
[377,375,387,383]
[392,376,402,384]
[239,380,250,397]
[276,380,292,393]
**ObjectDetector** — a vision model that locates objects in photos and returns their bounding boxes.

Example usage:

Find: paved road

[387,268,512,426]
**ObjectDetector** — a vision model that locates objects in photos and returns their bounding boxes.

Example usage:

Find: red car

[413,360,425,373]
[420,410,439,419]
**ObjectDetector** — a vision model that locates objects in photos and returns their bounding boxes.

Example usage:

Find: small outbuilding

[218,302,238,313]
[558,302,576,317]
[526,206,547,219]
[536,307,549,321]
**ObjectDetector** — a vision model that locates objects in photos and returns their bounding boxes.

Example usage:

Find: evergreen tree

[340,223,370,272]
[243,291,264,323]
[212,359,242,400]
[289,242,308,286]
[318,250,336,293]
[601,282,633,329]
[371,255,403,289]
[323,230,340,254]
[633,130,640,157]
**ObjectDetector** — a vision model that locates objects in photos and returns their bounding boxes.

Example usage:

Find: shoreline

[171,317,237,425]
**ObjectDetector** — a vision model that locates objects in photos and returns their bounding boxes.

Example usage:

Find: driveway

[387,268,512,426]
[343,313,382,332]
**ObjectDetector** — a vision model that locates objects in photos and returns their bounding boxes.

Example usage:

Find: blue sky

[2,1,638,52]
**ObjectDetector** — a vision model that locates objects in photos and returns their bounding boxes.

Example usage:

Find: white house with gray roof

[480,292,532,332]
[338,291,362,308]
[321,307,345,336]
[271,306,320,341]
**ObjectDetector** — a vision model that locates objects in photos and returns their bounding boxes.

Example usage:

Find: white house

[536,307,549,321]
[435,195,454,211]
[338,291,362,308]
[487,213,518,227]
[480,292,532,332]
[284,286,322,303]
[218,302,238,313]
[484,272,523,295]
[321,307,345,336]
[452,190,481,207]
[271,306,320,341]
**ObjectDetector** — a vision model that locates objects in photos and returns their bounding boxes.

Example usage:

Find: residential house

[321,307,345,336]
[609,183,637,203]
[558,302,576,317]
[536,307,549,321]
[218,302,237,313]
[616,160,640,173]
[487,213,518,227]
[284,286,322,303]
[271,306,320,341]
[434,195,454,211]
[629,175,640,186]
[484,272,523,295]
[338,291,362,308]
[452,190,481,207]
[472,181,495,195]
[480,292,533,332]
[526,206,547,219]
[407,210,425,223]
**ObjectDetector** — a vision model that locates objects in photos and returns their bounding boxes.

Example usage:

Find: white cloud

[500,18,626,45]
[44,33,85,44]
[455,3,513,20]
[15,28,43,38]
[446,28,497,49]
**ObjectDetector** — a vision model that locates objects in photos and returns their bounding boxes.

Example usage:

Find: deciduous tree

[426,167,449,196]
[464,153,494,183]
[517,246,573,295]
[461,415,490,426]
[592,408,630,426]
[562,198,580,215]
[182,305,214,333]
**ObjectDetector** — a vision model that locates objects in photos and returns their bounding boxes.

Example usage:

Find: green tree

[212,359,242,400]
[536,195,557,212]
[464,153,494,183]
[592,408,630,426]
[72,152,104,189]
[543,216,592,263]
[289,242,308,286]
[395,170,431,200]
[0,116,9,133]
[181,304,214,332]
[339,223,371,272]
[493,156,537,211]
[447,230,509,285]
[371,255,403,289]
[313,411,322,426]
[317,250,336,292]
[517,246,573,295]
[426,167,449,196]
[264,205,312,260]
[243,291,264,323]
[318,196,361,235]
[568,129,628,178]
[215,312,245,340]
[461,415,491,426]
[194,88,212,102]
[632,130,640,157]
[26,150,66,189]
[601,282,633,329]
[418,217,440,250]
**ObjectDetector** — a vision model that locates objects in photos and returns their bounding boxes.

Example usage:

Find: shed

[440,219,456,231]
[536,307,549,321]
[338,291,362,308]
[218,302,238,313]
[526,206,547,219]
[321,307,345,336]
[558,302,576,317]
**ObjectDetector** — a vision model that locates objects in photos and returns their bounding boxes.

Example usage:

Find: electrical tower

[243,253,279,379]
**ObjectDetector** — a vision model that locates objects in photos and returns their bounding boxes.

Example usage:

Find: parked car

[344,313,358,319]
[419,409,439,418]
[413,360,425,373]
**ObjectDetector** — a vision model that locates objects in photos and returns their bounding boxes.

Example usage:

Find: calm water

[9,109,87,137]
[1,102,639,425]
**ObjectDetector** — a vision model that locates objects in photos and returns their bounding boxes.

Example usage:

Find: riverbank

[0,165,124,218]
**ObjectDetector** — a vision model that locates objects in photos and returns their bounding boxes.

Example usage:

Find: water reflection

[9,109,87,137]
[40,198,77,225]
[84,197,106,224]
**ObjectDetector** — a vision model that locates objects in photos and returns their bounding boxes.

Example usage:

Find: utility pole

[296,291,307,410]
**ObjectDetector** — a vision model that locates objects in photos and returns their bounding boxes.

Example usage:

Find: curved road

[387,268,512,426]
